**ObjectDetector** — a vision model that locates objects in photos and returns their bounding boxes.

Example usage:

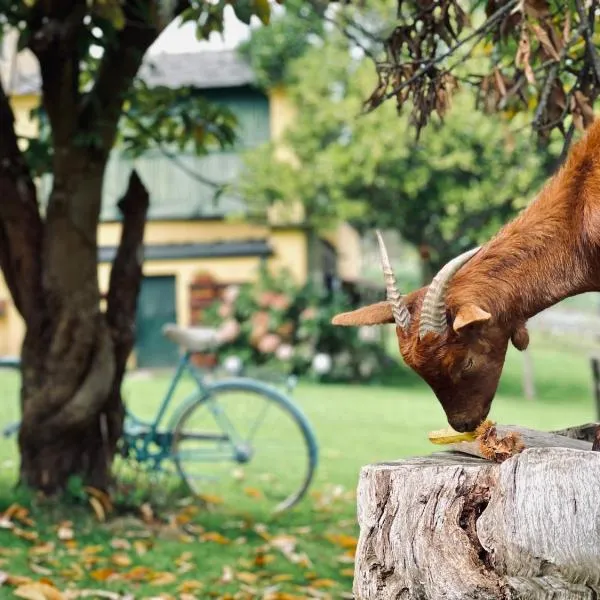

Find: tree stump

[353,424,600,600]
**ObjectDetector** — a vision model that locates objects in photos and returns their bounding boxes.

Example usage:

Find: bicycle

[1,323,319,514]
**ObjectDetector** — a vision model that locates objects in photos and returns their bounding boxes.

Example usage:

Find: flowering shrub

[200,266,390,382]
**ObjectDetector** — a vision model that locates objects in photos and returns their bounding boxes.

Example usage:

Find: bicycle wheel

[170,379,318,514]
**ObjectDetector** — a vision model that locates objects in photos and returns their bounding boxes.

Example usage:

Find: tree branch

[27,0,86,149]
[0,80,44,323]
[365,0,519,111]
[575,0,600,84]
[105,169,149,376]
[79,1,163,154]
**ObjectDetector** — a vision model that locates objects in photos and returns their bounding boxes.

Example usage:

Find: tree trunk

[353,425,600,599]
[16,170,149,493]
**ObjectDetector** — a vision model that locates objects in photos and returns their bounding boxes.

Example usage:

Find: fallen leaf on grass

[271,574,293,583]
[236,572,259,584]
[109,539,130,551]
[5,574,34,586]
[150,572,177,586]
[28,544,55,557]
[89,568,118,583]
[28,563,53,576]
[177,580,204,594]
[243,487,263,499]
[139,503,154,524]
[336,551,355,564]
[13,528,39,542]
[133,539,152,555]
[122,566,153,582]
[220,565,234,584]
[324,533,357,550]
[309,578,337,588]
[201,532,230,544]
[110,554,132,568]
[56,523,74,541]
[340,568,354,577]
[14,582,63,600]
[253,551,275,567]
[4,505,34,527]
[88,498,106,523]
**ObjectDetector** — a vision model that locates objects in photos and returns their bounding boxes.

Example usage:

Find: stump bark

[353,424,600,600]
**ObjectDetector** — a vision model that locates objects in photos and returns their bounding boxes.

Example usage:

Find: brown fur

[333,118,600,432]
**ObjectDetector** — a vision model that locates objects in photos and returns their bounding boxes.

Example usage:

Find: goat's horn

[418,246,482,339]
[375,230,411,330]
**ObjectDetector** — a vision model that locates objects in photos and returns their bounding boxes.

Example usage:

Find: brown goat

[333,117,600,433]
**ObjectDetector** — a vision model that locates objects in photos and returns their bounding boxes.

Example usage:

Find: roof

[2,44,256,96]
[98,240,273,263]
[139,50,255,90]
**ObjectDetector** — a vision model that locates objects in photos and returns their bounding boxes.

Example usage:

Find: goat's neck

[447,183,600,325]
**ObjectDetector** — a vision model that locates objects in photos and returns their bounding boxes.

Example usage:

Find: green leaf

[253,0,271,25]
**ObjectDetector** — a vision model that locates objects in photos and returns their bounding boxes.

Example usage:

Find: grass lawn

[0,329,596,599]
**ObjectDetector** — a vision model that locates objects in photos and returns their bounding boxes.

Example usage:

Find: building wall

[0,80,356,360]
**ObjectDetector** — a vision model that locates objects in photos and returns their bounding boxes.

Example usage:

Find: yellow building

[0,40,364,367]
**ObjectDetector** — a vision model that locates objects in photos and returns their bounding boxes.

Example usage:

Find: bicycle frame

[127,351,276,462]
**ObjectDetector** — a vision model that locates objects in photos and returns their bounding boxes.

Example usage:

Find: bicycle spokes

[172,384,316,513]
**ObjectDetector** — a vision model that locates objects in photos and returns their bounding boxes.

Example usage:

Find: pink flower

[257,291,275,308]
[276,344,294,361]
[271,294,291,311]
[217,319,240,343]
[251,311,270,328]
[218,303,233,319]
[300,307,318,321]
[257,333,281,354]
[222,285,240,305]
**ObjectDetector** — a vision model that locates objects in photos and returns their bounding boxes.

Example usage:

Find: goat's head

[332,232,529,432]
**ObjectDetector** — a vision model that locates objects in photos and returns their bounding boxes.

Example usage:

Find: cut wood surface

[354,424,600,600]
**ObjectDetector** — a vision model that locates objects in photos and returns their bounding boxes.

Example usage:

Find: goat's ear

[331,301,394,326]
[452,303,491,333]
[511,323,529,351]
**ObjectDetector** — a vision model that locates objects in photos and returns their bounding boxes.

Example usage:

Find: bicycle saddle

[162,323,221,352]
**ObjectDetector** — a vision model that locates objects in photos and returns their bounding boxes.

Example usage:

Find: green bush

[201,266,390,383]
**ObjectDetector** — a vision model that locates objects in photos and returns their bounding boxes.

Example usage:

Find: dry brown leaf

[122,566,152,581]
[324,533,358,550]
[7,575,34,586]
[493,68,507,98]
[139,503,154,524]
[515,26,536,84]
[28,544,55,557]
[220,565,235,584]
[88,498,106,523]
[573,91,595,128]
[177,580,204,593]
[243,487,263,499]
[150,572,177,586]
[271,574,294,583]
[236,572,258,584]
[110,554,132,568]
[13,528,39,543]
[312,579,337,589]
[133,540,151,555]
[523,0,550,18]
[28,563,53,576]
[110,538,130,551]
[530,23,560,61]
[340,568,354,577]
[14,582,63,600]
[89,568,118,582]
[201,532,230,545]
[56,523,74,541]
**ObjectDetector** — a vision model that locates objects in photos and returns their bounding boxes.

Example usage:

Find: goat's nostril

[450,419,475,433]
